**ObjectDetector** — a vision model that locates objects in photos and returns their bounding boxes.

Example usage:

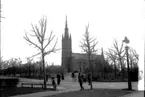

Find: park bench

[21,83,57,90]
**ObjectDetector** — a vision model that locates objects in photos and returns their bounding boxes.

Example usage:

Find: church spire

[65,16,68,28]
[65,15,69,38]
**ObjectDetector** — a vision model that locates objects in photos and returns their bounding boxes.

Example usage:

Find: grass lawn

[46,89,133,97]
[1,87,135,97]
[1,87,52,97]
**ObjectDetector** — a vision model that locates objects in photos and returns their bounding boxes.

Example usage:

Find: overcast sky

[1,0,145,66]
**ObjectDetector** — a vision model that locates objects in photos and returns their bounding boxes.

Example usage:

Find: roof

[72,53,102,60]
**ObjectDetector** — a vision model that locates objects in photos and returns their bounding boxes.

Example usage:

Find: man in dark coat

[46,74,49,82]
[51,77,57,90]
[87,73,93,89]
[71,72,75,78]
[61,73,64,80]
[87,73,91,85]
[57,73,61,85]
[78,72,84,90]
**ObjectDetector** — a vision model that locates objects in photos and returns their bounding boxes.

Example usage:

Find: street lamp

[123,36,132,90]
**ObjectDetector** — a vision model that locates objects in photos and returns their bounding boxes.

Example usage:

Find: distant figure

[71,72,75,78]
[51,77,57,90]
[57,73,61,85]
[61,73,64,80]
[78,72,84,90]
[87,73,93,89]
[82,74,86,82]
[71,72,76,81]
[46,75,49,82]
[87,73,91,85]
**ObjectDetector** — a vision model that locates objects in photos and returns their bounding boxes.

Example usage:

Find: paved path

[10,74,140,97]
[11,80,138,97]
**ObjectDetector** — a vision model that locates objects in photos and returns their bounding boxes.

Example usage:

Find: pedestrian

[61,73,64,80]
[57,73,61,85]
[78,72,84,90]
[71,72,74,78]
[71,72,76,81]
[46,74,49,82]
[87,73,93,89]
[87,73,91,85]
[51,77,57,90]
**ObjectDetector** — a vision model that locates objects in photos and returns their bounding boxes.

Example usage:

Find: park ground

[1,74,143,97]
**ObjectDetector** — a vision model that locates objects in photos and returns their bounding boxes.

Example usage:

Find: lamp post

[123,36,132,90]
[0,2,2,75]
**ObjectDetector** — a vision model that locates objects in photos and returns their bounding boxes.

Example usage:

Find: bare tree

[8,58,19,76]
[106,48,118,79]
[25,57,33,77]
[128,48,139,69]
[109,39,126,81]
[80,24,98,89]
[24,17,58,89]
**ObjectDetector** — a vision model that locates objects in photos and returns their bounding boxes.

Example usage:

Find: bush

[130,67,138,81]
[0,77,19,87]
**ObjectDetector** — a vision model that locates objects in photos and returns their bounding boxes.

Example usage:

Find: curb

[119,91,140,97]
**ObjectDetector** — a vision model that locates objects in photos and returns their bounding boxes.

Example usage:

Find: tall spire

[65,15,69,38]
[65,16,68,28]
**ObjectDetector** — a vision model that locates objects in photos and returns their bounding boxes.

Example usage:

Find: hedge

[0,77,19,87]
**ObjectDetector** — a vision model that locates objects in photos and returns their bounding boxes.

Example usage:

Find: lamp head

[123,36,130,44]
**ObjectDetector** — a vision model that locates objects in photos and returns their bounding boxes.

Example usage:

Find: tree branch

[44,38,58,56]
[30,52,41,58]
[24,32,41,50]
[31,24,42,44]
[44,31,55,50]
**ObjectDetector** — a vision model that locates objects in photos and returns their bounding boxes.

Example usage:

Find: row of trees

[80,24,139,82]
[0,58,65,78]
[105,41,138,81]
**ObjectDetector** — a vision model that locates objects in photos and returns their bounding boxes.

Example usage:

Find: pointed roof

[64,15,69,38]
[65,16,68,28]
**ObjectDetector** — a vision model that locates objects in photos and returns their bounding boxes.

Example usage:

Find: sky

[1,0,145,65]
[1,0,145,90]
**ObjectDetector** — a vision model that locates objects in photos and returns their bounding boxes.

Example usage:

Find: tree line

[0,58,65,79]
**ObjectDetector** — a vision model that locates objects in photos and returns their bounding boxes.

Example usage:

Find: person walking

[71,72,75,81]
[87,73,91,85]
[57,73,61,85]
[51,77,57,90]
[61,73,64,80]
[78,72,84,90]
[46,74,49,82]
[87,73,93,89]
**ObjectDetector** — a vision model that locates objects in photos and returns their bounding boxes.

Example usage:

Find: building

[61,17,105,72]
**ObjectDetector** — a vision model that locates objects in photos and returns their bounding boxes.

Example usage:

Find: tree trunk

[42,52,46,89]
[88,54,93,89]
[28,65,31,77]
[39,64,42,78]
[114,62,117,79]
[119,59,124,81]
[20,64,22,77]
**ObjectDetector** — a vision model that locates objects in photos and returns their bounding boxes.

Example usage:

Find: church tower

[62,16,72,72]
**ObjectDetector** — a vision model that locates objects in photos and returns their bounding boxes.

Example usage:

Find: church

[61,17,105,73]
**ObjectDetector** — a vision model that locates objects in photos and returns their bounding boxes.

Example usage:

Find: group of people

[46,72,92,90]
[72,72,92,90]
[46,73,64,90]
